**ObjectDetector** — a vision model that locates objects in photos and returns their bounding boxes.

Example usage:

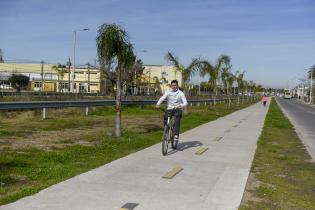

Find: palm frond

[165,51,181,70]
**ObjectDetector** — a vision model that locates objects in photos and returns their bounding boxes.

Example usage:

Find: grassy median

[0,100,257,205]
[239,98,315,210]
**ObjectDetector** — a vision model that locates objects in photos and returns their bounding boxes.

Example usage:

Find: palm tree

[165,52,200,92]
[199,55,231,103]
[52,65,66,92]
[226,72,236,107]
[235,70,245,94]
[152,76,161,95]
[227,72,236,95]
[235,70,245,104]
[96,23,135,137]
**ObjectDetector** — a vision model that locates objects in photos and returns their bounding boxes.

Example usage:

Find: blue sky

[0,0,314,88]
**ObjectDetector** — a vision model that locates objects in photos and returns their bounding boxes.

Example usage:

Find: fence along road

[0,97,254,110]
[0,97,256,119]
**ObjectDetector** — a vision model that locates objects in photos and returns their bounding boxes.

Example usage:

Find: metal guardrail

[0,98,244,110]
[0,97,257,119]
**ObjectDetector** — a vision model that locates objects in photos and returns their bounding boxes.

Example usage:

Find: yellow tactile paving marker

[213,136,223,141]
[162,166,183,179]
[195,147,209,155]
[119,202,139,210]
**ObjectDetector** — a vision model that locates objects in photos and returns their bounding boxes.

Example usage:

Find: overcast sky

[0,0,314,88]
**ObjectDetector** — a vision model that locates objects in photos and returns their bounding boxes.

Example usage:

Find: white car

[284,92,291,99]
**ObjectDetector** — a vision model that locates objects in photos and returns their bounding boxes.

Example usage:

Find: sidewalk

[1,102,269,210]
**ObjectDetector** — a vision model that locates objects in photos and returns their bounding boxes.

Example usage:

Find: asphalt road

[276,97,315,160]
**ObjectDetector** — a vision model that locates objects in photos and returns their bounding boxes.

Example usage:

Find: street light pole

[310,69,313,104]
[72,28,89,93]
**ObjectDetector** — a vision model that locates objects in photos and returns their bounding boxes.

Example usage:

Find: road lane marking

[163,166,183,179]
[195,147,209,155]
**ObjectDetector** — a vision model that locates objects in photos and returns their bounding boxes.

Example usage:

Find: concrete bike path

[1,102,269,210]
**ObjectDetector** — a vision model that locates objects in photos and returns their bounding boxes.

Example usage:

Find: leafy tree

[8,74,29,92]
[122,59,144,95]
[96,23,135,137]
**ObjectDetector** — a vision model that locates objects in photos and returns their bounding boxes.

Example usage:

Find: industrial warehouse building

[0,63,181,94]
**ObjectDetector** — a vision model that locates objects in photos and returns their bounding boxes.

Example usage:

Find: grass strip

[239,98,315,210]
[0,101,255,205]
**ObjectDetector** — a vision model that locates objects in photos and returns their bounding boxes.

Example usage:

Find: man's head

[170,80,178,91]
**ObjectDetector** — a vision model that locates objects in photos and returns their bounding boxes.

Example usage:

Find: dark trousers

[164,109,182,136]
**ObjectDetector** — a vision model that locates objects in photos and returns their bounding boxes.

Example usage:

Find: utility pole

[87,62,90,93]
[72,28,89,93]
[41,60,44,92]
[67,58,71,92]
[310,69,313,104]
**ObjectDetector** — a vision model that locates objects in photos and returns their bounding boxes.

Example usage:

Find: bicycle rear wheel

[162,125,169,156]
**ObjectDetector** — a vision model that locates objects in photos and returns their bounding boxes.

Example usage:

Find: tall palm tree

[235,70,245,94]
[96,23,135,137]
[226,72,236,95]
[199,55,231,100]
[309,65,315,79]
[165,52,200,92]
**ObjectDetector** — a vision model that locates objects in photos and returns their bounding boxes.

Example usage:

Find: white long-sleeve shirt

[156,89,188,110]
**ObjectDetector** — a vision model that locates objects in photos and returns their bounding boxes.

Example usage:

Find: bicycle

[160,108,179,156]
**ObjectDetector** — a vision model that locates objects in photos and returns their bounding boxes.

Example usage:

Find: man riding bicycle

[156,80,188,142]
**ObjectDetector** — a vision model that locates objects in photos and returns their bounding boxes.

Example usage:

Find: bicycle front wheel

[171,137,178,149]
[162,125,169,156]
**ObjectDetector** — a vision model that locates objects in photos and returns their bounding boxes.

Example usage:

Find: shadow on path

[166,141,203,155]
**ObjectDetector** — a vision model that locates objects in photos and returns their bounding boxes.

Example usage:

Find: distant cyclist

[262,94,268,107]
[156,80,188,142]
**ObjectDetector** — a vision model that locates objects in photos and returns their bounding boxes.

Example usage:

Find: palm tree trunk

[115,67,122,137]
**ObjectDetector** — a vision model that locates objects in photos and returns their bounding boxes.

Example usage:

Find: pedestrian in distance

[262,94,268,107]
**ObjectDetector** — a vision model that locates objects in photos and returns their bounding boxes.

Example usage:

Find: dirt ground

[241,172,263,203]
[0,109,163,151]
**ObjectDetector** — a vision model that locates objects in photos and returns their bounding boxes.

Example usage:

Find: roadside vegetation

[240,98,315,209]
[0,100,257,205]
